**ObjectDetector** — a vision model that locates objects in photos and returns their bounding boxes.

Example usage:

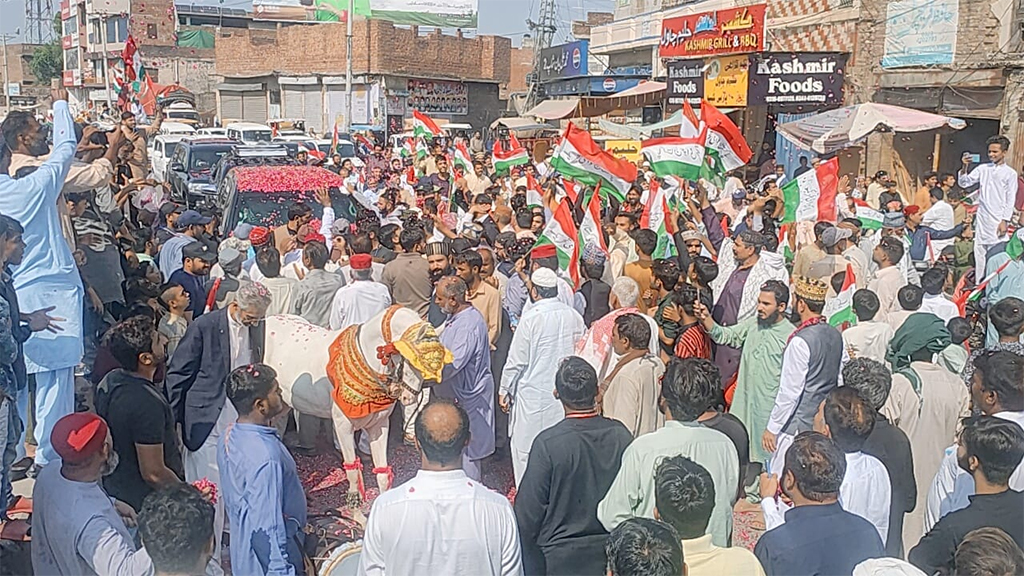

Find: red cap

[903,205,921,217]
[52,412,108,465]
[531,243,557,260]
[249,226,271,247]
[350,253,372,270]
[303,231,326,245]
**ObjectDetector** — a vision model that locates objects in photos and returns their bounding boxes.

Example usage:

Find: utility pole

[525,0,557,110]
[344,0,353,134]
[100,14,113,111]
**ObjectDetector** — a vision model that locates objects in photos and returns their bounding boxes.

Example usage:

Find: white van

[159,121,197,136]
[225,122,273,144]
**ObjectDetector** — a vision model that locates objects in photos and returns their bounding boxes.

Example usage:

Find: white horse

[264,306,447,511]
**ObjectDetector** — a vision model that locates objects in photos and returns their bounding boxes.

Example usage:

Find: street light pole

[344,0,353,134]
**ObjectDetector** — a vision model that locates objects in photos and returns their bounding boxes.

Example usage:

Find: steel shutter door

[283,87,304,122]
[303,85,323,135]
[221,92,242,122]
[242,91,267,123]
[326,88,345,129]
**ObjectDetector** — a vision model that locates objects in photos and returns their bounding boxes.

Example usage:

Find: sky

[0,0,617,45]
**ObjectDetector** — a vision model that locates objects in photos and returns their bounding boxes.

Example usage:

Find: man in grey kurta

[436,276,495,480]
[290,241,345,328]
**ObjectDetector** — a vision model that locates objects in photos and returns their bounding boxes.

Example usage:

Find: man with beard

[710,230,789,387]
[166,282,271,575]
[621,184,643,214]
[168,242,217,320]
[32,412,153,575]
[763,276,845,478]
[425,241,455,327]
[434,276,494,480]
[455,250,500,348]
[218,364,307,576]
[96,316,183,513]
[695,280,795,468]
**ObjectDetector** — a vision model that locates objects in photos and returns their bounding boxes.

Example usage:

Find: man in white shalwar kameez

[0,89,83,469]
[500,268,585,486]
[958,136,1017,275]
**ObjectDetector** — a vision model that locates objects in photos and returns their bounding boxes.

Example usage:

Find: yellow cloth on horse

[392,322,453,383]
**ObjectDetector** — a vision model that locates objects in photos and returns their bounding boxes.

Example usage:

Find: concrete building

[586,0,1022,183]
[1,43,47,111]
[215,20,525,134]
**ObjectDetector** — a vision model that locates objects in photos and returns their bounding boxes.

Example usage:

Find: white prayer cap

[852,559,927,576]
[531,268,558,289]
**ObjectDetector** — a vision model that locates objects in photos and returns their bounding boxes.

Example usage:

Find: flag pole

[101,14,113,112]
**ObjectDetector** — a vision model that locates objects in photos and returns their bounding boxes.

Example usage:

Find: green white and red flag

[782,157,840,223]
[413,110,443,139]
[640,179,678,259]
[525,173,544,209]
[453,142,473,172]
[955,259,1012,316]
[550,123,637,203]
[701,100,753,172]
[641,130,705,181]
[579,182,607,256]
[852,199,884,230]
[535,197,581,287]
[415,137,429,160]
[492,138,529,174]
[824,263,857,328]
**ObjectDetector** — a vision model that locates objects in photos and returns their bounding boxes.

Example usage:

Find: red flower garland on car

[234,165,344,193]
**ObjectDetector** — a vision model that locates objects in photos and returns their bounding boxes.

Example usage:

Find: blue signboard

[539,41,589,82]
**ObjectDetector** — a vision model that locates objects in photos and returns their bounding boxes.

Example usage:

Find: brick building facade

[214,20,526,133]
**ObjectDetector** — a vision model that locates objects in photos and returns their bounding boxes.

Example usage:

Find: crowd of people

[0,86,1022,576]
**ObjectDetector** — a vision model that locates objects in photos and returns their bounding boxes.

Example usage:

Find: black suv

[166,138,236,209]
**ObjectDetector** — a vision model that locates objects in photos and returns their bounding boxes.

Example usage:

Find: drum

[318,541,362,576]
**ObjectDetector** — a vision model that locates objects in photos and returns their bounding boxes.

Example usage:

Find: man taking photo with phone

[959,136,1018,274]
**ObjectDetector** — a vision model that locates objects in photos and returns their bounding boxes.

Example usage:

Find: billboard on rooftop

[252,0,478,28]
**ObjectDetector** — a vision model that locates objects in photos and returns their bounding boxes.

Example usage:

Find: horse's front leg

[368,408,394,493]
[330,404,365,514]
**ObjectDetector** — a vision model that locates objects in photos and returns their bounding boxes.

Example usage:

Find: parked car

[196,127,228,138]
[225,122,273,144]
[216,164,362,234]
[314,139,364,167]
[158,121,197,137]
[166,137,236,208]
[150,134,187,183]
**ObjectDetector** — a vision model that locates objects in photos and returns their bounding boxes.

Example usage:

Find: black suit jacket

[166,308,265,451]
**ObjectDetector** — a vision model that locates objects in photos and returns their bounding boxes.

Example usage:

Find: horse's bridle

[375,306,423,401]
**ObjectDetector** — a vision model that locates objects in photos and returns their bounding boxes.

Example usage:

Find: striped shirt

[675,323,712,360]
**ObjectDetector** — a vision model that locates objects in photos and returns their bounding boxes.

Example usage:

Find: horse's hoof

[345,491,362,510]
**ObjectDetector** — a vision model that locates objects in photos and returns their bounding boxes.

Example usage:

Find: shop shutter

[220,92,242,122]
[242,91,267,123]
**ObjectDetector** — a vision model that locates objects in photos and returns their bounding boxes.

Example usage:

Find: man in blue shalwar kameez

[0,87,83,469]
[435,275,495,480]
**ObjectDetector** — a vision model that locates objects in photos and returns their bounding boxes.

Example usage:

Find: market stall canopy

[524,98,582,120]
[523,81,668,120]
[777,103,967,154]
[490,117,555,132]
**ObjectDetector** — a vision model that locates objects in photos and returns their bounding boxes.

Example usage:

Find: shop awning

[490,117,555,131]
[523,99,581,120]
[777,103,967,154]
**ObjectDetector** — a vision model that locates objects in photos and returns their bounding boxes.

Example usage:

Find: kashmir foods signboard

[659,5,766,58]
[747,53,847,107]
[666,59,704,106]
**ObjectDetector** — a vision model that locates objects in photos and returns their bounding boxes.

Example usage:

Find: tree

[30,14,64,83]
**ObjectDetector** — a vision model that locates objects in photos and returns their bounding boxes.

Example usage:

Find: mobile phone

[970,154,981,163]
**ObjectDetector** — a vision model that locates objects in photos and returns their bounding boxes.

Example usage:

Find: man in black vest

[763,275,845,477]
[165,280,271,576]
